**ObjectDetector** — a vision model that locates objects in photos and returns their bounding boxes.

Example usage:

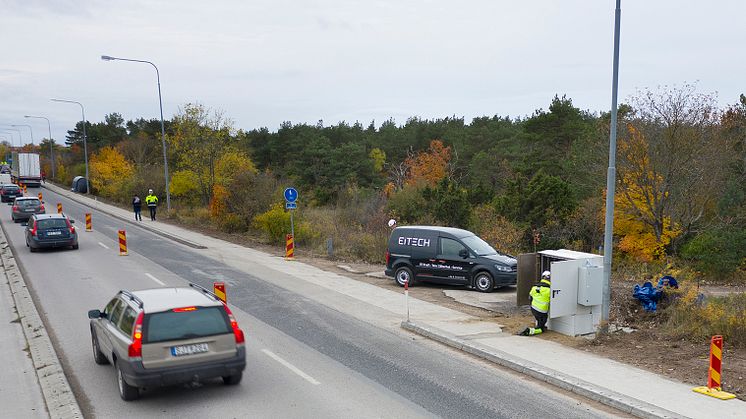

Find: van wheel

[474,272,494,293]
[116,362,139,401]
[395,266,414,287]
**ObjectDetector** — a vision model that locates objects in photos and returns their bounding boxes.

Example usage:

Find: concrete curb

[42,183,206,250]
[401,321,687,419]
[0,222,83,418]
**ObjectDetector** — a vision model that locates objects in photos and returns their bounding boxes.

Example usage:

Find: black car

[385,226,517,292]
[0,184,22,202]
[12,197,45,222]
[25,213,79,251]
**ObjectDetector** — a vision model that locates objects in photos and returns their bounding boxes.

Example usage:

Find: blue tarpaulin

[632,276,679,312]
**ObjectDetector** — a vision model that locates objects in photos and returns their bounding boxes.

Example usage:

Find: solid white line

[98,242,110,249]
[144,273,165,286]
[261,349,320,385]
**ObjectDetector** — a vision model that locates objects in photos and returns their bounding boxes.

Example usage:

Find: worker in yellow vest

[519,271,551,336]
[145,189,159,221]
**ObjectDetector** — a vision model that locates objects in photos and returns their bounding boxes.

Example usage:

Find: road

[2,186,621,418]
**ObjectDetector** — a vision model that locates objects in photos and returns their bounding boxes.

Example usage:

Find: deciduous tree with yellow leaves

[89,146,134,199]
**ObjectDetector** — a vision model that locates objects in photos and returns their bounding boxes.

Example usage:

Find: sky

[1,0,745,145]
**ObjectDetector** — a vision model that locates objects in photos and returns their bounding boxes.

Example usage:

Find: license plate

[171,343,209,357]
[24,209,35,212]
[47,231,62,236]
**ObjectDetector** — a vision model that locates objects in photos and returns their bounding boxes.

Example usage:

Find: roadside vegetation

[13,85,746,347]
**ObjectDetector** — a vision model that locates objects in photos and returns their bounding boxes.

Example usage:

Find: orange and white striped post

[214,282,227,304]
[38,192,43,200]
[404,278,410,322]
[693,335,736,399]
[285,234,294,260]
[85,213,92,232]
[57,203,63,214]
[118,230,128,256]
[22,183,27,193]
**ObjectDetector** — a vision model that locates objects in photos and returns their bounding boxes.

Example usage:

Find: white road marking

[145,273,165,286]
[98,242,109,249]
[261,349,320,385]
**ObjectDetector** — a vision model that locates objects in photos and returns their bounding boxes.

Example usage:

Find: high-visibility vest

[145,194,158,206]
[530,279,551,313]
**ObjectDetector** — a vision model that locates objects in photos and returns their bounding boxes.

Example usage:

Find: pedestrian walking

[132,194,142,221]
[519,271,551,336]
[145,189,158,221]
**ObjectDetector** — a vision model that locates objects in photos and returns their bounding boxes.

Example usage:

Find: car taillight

[12,205,18,211]
[385,250,390,265]
[222,304,245,345]
[128,312,144,358]
[65,219,75,234]
[39,204,45,211]
[30,221,37,237]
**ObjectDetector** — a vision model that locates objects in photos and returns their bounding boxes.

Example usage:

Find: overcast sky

[1,0,744,145]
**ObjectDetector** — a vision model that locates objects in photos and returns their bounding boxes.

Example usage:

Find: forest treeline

[13,84,746,279]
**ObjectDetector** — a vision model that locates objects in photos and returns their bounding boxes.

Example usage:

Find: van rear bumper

[120,347,246,387]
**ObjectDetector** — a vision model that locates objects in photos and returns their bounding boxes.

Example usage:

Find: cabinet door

[548,259,585,318]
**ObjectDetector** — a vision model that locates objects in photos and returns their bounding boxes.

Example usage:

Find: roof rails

[120,290,144,309]
[188,282,221,302]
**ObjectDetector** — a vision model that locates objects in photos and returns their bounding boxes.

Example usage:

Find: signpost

[284,187,298,257]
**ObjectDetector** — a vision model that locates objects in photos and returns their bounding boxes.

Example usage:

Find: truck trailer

[11,152,41,187]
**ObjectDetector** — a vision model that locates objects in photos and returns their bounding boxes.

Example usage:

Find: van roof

[394,225,474,238]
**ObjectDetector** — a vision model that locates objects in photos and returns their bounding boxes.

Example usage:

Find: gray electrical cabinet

[517,249,604,336]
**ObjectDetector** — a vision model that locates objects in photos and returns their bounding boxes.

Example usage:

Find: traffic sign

[285,202,297,210]
[284,187,298,203]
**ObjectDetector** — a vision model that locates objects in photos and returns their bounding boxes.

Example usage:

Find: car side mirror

[88,309,103,319]
[6,203,11,206]
[21,222,28,227]
[459,249,469,259]
[69,219,75,224]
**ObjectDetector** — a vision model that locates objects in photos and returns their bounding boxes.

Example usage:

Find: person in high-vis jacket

[519,271,551,336]
[145,189,159,221]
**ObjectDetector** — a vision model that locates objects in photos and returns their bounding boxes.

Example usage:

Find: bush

[665,284,746,348]
[680,228,746,278]
[253,203,316,245]
[217,213,246,233]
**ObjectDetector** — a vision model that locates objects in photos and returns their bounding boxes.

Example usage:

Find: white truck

[11,152,42,187]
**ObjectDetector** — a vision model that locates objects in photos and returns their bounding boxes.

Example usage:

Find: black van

[385,226,517,292]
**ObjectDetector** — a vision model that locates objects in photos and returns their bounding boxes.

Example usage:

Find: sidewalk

[46,184,745,419]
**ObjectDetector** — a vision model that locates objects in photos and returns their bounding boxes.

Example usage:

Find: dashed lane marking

[261,349,321,385]
[98,242,110,249]
[145,273,165,286]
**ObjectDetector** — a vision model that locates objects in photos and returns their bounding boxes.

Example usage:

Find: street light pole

[24,115,55,178]
[602,0,622,323]
[101,55,171,211]
[51,99,90,194]
[0,127,22,146]
[11,124,34,145]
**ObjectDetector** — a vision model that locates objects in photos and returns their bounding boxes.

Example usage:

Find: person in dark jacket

[132,194,142,221]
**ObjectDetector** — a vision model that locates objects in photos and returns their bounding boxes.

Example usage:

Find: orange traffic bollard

[22,184,27,193]
[214,282,227,303]
[118,230,128,256]
[85,213,92,232]
[57,203,63,214]
[38,192,43,200]
[693,335,736,399]
[285,234,294,259]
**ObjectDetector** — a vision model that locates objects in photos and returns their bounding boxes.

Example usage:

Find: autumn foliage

[89,146,134,199]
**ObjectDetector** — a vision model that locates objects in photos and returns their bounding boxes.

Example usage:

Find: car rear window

[3,185,19,191]
[144,306,230,343]
[17,199,39,207]
[37,219,68,229]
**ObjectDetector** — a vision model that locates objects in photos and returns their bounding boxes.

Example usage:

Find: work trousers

[531,307,548,332]
[149,206,157,221]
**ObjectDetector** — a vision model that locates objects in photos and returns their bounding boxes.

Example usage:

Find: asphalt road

[2,186,621,418]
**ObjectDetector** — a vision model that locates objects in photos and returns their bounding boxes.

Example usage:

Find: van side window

[440,237,467,258]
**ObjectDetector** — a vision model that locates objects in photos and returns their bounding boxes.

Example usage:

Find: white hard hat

[541,271,551,279]
[148,189,153,193]
[387,219,397,228]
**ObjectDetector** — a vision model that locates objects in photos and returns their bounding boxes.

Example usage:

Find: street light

[51,98,90,194]
[602,0,622,323]
[0,131,18,146]
[0,127,22,146]
[101,54,171,211]
[11,124,34,145]
[25,115,55,178]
